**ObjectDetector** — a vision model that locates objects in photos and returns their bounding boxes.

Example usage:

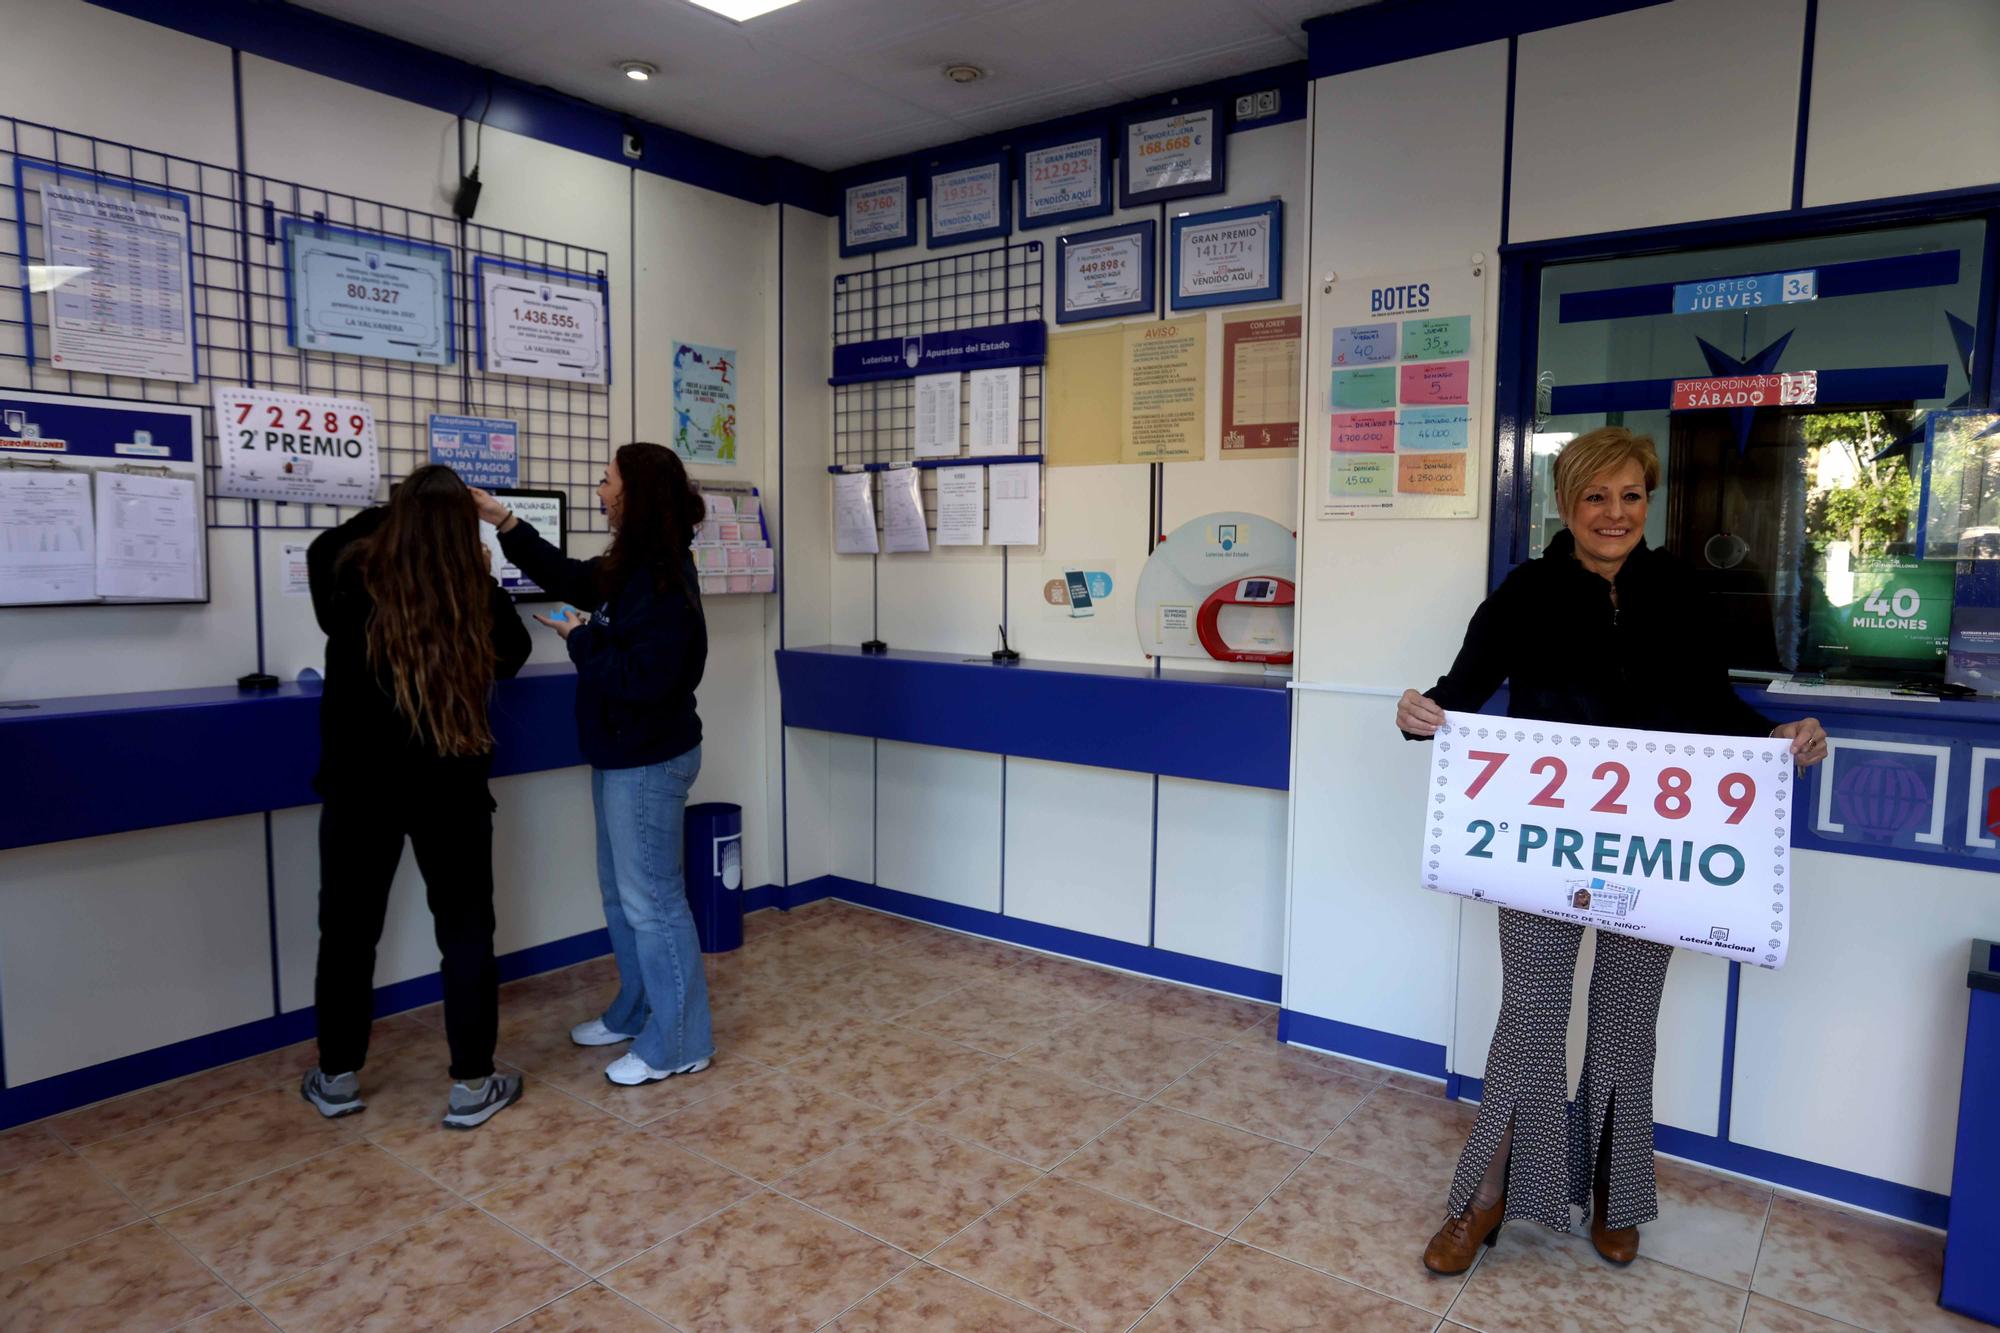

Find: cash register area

[4,0,2000,1330]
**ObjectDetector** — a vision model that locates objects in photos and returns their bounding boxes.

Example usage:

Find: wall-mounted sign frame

[840,171,917,258]
[282,218,454,365]
[1170,200,1282,311]
[1056,219,1156,324]
[927,151,1010,248]
[473,257,611,385]
[1119,101,1227,209]
[1016,126,1113,231]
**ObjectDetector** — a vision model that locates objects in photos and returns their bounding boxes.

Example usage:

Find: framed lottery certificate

[1016,127,1113,230]
[1056,219,1155,324]
[474,258,610,386]
[282,219,453,365]
[841,172,916,257]
[1119,102,1226,208]
[1423,712,1796,968]
[1170,201,1282,311]
[927,152,1010,248]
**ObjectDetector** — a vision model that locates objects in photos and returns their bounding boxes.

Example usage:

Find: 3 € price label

[1421,713,1796,968]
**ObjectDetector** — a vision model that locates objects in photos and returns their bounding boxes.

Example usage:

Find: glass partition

[1527,218,1986,678]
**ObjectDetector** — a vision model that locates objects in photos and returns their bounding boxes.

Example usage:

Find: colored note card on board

[1332,321,1397,365]
[1400,359,1469,405]
[1330,411,1396,453]
[1398,451,1467,494]
[1332,367,1396,410]
[1330,455,1394,497]
[1398,406,1469,450]
[1401,315,1470,361]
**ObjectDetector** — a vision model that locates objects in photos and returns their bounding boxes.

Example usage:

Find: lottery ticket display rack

[0,110,615,538]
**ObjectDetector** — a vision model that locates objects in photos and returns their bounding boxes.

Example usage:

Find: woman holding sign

[1395,427,1827,1272]
[473,444,714,1088]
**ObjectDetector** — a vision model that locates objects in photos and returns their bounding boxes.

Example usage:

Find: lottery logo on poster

[1421,713,1795,968]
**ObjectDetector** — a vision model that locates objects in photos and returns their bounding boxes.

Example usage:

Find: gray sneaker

[300,1068,365,1119]
[442,1073,523,1129]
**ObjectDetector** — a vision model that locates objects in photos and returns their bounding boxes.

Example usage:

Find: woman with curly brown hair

[300,464,531,1129]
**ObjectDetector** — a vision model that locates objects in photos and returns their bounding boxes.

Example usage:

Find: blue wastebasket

[684,802,744,954]
[1942,939,1999,1326]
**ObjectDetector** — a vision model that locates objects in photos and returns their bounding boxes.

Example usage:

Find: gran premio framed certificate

[1056,219,1155,324]
[1120,102,1226,208]
[1017,126,1113,230]
[1170,201,1282,311]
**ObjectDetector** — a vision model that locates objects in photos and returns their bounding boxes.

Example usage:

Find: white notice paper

[834,471,879,555]
[882,467,929,554]
[0,469,96,604]
[95,470,200,600]
[1423,712,1795,969]
[283,542,312,597]
[913,373,962,459]
[39,184,197,383]
[968,367,1021,455]
[987,463,1041,546]
[936,466,983,545]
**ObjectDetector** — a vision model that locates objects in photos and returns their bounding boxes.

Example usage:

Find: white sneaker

[605,1052,711,1086]
[570,1018,637,1047]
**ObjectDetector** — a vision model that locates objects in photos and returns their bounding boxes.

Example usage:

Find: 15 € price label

[1421,712,1796,968]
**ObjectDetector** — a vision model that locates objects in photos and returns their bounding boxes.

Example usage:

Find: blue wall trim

[776,646,1292,790]
[1449,1073,1948,1228]
[1305,0,1667,79]
[0,924,612,1130]
[1277,1007,1450,1078]
[82,0,832,213]
[0,666,585,851]
[810,876,1283,1003]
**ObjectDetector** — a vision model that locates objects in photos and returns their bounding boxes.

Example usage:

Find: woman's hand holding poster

[1422,712,1795,968]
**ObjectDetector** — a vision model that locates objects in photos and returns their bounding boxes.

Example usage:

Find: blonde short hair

[1553,426,1660,519]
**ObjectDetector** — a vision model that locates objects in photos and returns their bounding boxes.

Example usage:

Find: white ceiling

[295,0,1362,171]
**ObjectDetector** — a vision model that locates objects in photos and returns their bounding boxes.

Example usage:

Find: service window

[1524,218,1986,678]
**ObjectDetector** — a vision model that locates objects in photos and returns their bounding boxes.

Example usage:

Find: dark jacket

[308,507,532,803]
[497,518,706,770]
[1415,530,1772,738]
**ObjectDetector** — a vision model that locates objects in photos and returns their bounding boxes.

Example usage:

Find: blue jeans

[591,746,714,1071]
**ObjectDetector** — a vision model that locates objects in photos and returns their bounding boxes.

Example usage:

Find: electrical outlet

[1234,93,1256,120]
[1255,89,1279,117]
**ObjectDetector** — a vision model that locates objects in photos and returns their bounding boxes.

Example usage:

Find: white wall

[1286,0,2000,1206]
[0,0,800,1088]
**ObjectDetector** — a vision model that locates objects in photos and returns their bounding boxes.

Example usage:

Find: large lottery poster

[1422,713,1796,968]
[1320,266,1484,519]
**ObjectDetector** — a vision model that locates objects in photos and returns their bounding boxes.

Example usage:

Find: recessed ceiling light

[621,61,658,81]
[942,63,985,84]
[685,0,804,20]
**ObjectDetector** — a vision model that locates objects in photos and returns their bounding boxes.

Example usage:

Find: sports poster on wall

[671,342,738,465]
[1318,265,1484,520]
[1422,713,1795,968]
[214,386,379,505]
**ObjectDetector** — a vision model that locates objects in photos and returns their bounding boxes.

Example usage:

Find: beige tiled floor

[0,900,1978,1332]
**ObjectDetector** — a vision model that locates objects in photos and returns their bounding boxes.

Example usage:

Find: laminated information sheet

[1422,712,1795,968]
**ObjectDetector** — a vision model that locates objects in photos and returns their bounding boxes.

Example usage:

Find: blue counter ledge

[0,666,585,852]
[774,645,1293,790]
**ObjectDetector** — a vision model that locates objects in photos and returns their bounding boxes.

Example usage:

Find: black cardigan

[497,519,706,771]
[1416,531,1773,738]
[308,507,532,803]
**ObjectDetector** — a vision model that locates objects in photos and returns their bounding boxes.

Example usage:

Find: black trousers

[315,798,498,1082]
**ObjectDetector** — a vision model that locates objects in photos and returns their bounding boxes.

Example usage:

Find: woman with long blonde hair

[301,465,531,1129]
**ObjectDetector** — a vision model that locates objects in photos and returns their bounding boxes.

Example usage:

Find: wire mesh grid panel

[832,241,1044,530]
[0,112,614,532]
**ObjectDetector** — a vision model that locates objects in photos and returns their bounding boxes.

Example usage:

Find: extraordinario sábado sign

[1421,713,1795,968]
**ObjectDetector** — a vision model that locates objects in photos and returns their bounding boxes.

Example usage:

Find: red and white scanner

[1135,512,1297,666]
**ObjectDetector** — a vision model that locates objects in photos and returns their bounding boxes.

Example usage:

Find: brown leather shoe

[1591,1161,1638,1264]
[1422,1194,1505,1276]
